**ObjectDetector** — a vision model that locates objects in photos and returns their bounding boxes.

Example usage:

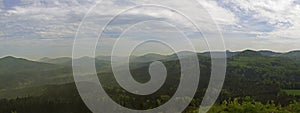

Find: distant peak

[1,56,18,59]
[288,50,300,53]
[243,49,256,52]
[143,53,164,57]
[236,50,262,57]
[144,53,161,55]
[0,56,29,63]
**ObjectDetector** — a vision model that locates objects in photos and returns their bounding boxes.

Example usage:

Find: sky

[0,0,300,59]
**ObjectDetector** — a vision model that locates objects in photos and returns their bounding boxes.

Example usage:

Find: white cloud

[1,0,300,58]
[198,0,238,26]
[221,0,300,39]
[1,0,238,40]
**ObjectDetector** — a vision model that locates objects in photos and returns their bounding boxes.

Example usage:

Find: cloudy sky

[0,0,300,59]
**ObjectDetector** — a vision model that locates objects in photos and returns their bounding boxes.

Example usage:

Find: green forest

[0,50,300,113]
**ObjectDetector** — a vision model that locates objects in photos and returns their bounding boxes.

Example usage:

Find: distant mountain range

[0,49,299,99]
[201,50,300,61]
[0,50,298,70]
[34,50,300,64]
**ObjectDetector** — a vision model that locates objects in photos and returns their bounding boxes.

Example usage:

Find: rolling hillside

[0,50,300,106]
[0,56,73,91]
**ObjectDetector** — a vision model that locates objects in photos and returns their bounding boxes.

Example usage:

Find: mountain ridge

[2,49,300,64]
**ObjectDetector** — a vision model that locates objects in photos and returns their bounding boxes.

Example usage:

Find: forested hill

[0,56,72,90]
[1,50,300,95]
[0,50,300,112]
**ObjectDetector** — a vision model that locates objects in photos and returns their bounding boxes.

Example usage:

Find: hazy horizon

[1,48,300,60]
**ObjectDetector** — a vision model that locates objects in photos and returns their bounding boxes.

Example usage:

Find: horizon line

[1,49,299,60]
